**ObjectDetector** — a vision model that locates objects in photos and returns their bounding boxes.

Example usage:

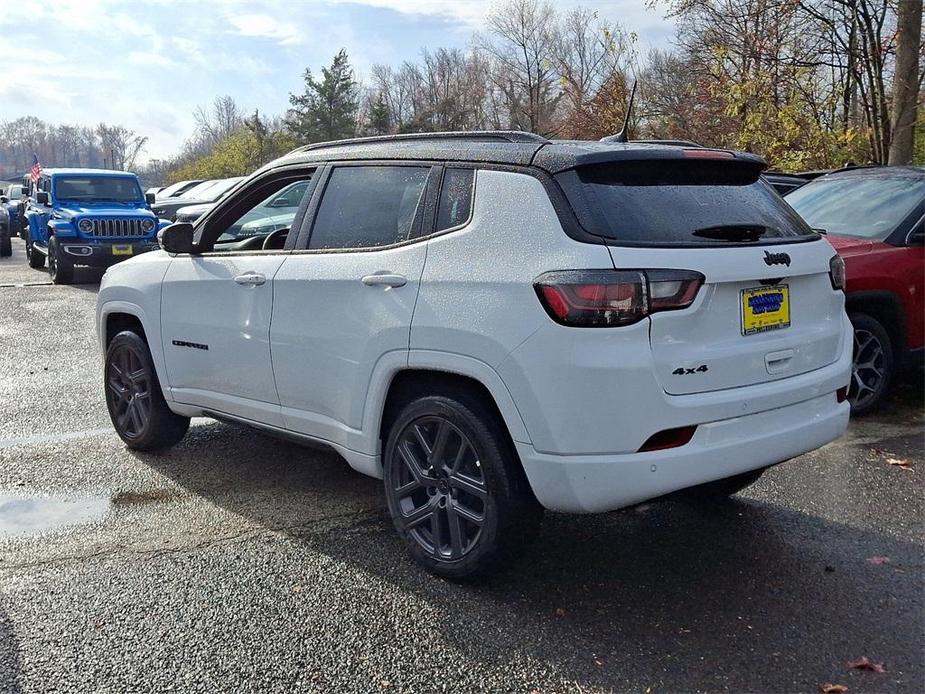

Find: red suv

[786,166,924,414]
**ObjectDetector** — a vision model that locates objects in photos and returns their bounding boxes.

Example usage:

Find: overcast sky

[0,0,675,162]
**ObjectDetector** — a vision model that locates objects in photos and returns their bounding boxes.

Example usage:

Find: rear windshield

[556,160,817,246]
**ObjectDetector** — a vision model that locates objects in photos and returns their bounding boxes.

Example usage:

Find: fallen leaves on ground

[886,457,913,471]
[818,684,848,693]
[847,656,886,672]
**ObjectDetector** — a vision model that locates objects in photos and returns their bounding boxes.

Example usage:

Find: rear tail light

[534,269,704,327]
[829,254,846,291]
[638,425,697,452]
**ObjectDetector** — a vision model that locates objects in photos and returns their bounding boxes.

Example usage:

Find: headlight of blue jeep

[141,218,155,232]
[78,219,93,233]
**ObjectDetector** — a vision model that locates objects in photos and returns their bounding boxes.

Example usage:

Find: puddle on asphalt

[0,494,109,538]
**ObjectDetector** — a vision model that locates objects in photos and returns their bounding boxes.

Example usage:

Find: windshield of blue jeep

[53,176,142,202]
[785,174,925,239]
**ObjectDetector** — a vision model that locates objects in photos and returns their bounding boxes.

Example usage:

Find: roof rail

[292,130,549,153]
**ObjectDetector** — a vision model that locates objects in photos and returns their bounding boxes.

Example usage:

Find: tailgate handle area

[765,349,794,374]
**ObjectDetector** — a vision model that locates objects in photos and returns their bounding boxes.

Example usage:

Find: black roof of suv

[275,131,767,175]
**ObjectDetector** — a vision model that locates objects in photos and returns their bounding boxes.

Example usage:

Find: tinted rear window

[556,160,817,246]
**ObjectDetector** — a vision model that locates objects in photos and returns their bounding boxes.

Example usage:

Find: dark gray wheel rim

[849,327,886,409]
[388,416,487,561]
[107,345,152,439]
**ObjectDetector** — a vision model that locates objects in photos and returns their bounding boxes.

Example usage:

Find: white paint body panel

[160,255,287,426]
[98,166,852,514]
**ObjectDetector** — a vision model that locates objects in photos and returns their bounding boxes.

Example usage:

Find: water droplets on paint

[0,494,108,538]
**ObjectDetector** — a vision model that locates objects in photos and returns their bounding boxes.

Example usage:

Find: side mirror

[158,222,195,254]
[0,196,8,204]
[907,228,924,247]
[36,191,49,205]
[145,192,156,205]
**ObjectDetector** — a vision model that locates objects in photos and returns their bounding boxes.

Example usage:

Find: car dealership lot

[0,238,921,693]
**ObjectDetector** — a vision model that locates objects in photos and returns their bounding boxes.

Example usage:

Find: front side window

[53,176,142,202]
[785,173,925,240]
[436,168,474,232]
[309,166,429,250]
[207,174,315,247]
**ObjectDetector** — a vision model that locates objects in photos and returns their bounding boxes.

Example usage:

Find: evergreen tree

[367,95,391,135]
[287,49,359,143]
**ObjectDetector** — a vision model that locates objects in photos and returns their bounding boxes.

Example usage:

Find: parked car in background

[763,172,808,196]
[786,166,924,414]
[154,179,203,201]
[22,168,163,284]
[176,179,312,242]
[97,131,851,578]
[0,182,24,236]
[0,202,10,257]
[152,177,243,222]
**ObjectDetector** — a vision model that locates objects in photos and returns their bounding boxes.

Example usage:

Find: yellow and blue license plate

[741,285,790,335]
[111,245,134,256]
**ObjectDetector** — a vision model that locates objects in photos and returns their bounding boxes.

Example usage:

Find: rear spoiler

[533,144,768,176]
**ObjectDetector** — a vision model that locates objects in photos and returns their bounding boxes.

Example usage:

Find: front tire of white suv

[383,390,542,580]
[105,331,190,451]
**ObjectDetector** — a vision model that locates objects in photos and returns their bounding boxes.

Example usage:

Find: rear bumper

[517,392,850,513]
[59,241,159,267]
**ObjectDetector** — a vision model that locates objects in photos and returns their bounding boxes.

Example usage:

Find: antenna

[600,80,637,143]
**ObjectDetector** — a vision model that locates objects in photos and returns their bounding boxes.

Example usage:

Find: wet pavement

[0,237,922,693]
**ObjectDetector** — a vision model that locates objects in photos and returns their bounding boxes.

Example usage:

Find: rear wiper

[692,225,769,242]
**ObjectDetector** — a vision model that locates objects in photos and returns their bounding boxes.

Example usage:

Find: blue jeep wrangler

[23,169,162,284]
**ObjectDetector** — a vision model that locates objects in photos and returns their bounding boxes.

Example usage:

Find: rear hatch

[555,153,846,395]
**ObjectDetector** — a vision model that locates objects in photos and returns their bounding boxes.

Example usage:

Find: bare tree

[888,0,923,164]
[478,0,563,135]
[96,123,148,170]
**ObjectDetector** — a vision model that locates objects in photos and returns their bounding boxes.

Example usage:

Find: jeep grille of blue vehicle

[87,218,148,238]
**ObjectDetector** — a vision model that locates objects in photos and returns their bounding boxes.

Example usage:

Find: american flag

[30,154,42,184]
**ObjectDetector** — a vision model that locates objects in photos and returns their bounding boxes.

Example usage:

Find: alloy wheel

[387,416,488,561]
[849,327,886,409]
[106,344,152,439]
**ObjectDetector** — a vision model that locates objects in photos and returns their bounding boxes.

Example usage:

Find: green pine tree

[287,49,359,143]
[367,94,391,135]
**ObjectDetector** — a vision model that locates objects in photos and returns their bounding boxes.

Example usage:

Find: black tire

[847,313,894,416]
[47,236,74,284]
[0,231,10,257]
[105,331,190,451]
[383,389,542,580]
[680,466,767,502]
[25,230,44,269]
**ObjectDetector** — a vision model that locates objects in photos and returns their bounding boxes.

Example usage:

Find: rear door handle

[234,272,266,286]
[361,273,407,288]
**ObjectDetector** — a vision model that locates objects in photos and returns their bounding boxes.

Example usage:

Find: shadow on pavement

[134,416,924,692]
[0,607,22,694]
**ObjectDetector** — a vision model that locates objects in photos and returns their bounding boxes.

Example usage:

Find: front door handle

[361,272,407,288]
[234,272,266,286]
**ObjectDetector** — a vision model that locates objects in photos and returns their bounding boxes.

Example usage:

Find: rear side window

[436,168,474,232]
[310,166,429,250]
[556,160,817,245]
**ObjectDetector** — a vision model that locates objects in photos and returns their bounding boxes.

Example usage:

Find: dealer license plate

[741,285,790,335]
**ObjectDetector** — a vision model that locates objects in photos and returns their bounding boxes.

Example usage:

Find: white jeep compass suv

[97,132,852,578]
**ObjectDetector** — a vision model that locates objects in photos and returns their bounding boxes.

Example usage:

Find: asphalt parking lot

[0,237,922,693]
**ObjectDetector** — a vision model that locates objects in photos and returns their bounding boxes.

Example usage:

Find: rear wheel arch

[381,370,513,444]
[845,290,906,359]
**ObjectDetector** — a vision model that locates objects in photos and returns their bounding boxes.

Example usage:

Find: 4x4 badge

[764,250,791,266]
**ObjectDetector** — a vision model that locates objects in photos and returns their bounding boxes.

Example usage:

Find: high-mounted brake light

[534,269,704,328]
[681,149,735,160]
